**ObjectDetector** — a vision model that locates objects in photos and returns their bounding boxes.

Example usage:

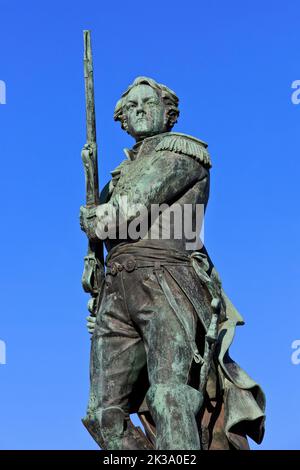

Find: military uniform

[83,132,265,450]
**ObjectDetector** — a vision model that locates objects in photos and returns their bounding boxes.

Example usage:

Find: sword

[199,297,221,449]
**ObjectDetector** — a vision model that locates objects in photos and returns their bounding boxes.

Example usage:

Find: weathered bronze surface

[80,33,266,450]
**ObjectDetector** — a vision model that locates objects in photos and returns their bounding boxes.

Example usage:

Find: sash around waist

[107,241,205,265]
[105,241,212,287]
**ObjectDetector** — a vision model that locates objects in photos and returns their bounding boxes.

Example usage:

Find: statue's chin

[134,126,162,138]
[134,122,150,133]
[128,122,165,141]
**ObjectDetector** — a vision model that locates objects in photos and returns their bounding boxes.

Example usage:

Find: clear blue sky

[0,0,299,450]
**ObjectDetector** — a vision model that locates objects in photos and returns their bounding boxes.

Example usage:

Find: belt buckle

[124,258,136,272]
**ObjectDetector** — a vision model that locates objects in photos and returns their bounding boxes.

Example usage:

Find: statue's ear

[166,109,178,130]
[163,110,169,128]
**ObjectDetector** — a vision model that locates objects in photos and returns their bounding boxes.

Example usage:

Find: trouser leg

[125,266,203,450]
[144,305,203,450]
[84,273,151,450]
[146,383,203,450]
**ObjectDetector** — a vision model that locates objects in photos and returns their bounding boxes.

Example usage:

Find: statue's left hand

[86,315,96,335]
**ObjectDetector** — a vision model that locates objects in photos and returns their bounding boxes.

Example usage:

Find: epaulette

[155,132,212,168]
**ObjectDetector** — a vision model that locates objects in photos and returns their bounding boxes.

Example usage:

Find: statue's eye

[127,103,136,110]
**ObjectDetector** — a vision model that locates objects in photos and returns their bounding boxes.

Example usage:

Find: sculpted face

[123,84,168,141]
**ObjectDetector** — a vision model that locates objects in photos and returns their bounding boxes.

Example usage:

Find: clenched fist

[79,205,98,241]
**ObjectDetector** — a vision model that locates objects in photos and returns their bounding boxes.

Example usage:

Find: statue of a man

[80,76,266,450]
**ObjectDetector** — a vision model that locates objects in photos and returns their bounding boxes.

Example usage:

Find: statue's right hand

[79,205,98,240]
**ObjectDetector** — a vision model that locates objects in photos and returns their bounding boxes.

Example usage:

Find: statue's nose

[136,103,145,115]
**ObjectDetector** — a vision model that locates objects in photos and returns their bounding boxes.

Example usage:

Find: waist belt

[106,257,191,275]
[106,249,212,285]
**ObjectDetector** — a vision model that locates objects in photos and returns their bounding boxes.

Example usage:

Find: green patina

[80,32,266,451]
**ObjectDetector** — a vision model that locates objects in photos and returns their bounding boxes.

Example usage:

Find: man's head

[114,77,179,142]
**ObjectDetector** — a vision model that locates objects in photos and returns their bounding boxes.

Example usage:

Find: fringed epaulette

[155,132,212,168]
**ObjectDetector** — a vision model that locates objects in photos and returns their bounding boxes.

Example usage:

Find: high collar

[132,132,171,149]
[127,132,173,161]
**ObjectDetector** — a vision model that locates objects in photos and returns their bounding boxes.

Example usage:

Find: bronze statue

[80,31,265,450]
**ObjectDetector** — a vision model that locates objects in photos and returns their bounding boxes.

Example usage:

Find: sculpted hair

[114,76,180,131]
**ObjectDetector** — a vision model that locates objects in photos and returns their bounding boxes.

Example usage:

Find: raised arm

[94,150,208,238]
